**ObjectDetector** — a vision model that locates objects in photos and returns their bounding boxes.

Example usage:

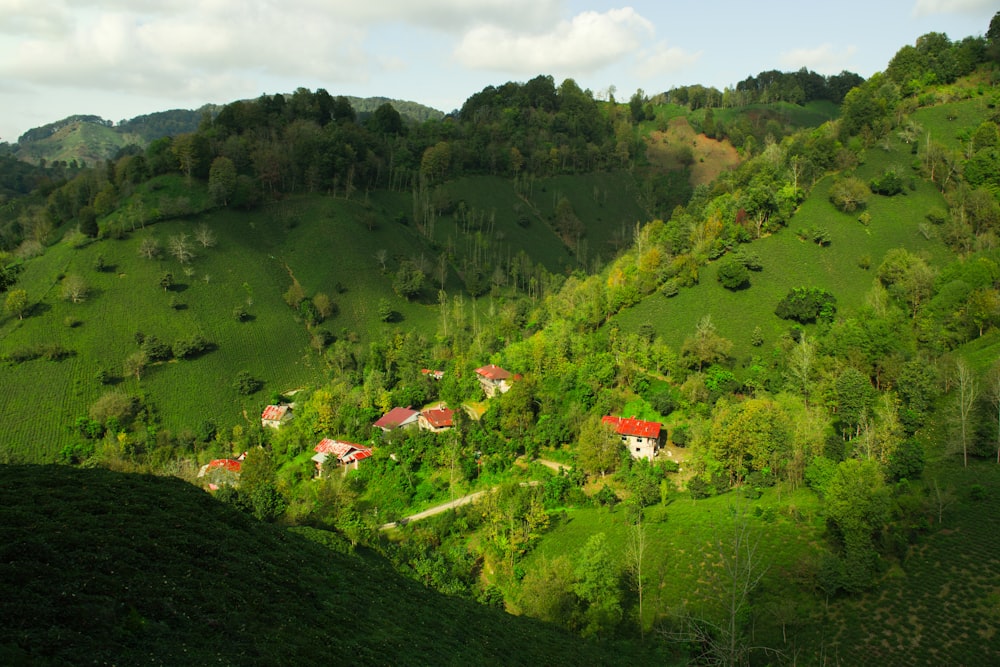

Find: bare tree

[194,223,217,248]
[626,507,648,639]
[956,359,978,467]
[986,361,1000,464]
[138,237,161,259]
[663,504,778,666]
[168,233,194,264]
[124,350,148,381]
[374,248,387,273]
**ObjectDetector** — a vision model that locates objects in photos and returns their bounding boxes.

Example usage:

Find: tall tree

[577,415,622,477]
[956,359,979,467]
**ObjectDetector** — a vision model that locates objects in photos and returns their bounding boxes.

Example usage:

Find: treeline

[662,68,865,110]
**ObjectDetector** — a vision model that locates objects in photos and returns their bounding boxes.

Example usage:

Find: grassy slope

[613,134,952,364]
[0,464,664,666]
[527,484,826,631]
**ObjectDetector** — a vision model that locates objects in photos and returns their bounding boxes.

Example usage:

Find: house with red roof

[418,405,454,432]
[421,368,444,380]
[260,404,293,429]
[197,452,248,488]
[373,406,420,432]
[602,416,662,461]
[312,438,373,476]
[475,364,516,398]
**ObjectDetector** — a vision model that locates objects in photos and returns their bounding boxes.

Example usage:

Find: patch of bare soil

[645,116,741,188]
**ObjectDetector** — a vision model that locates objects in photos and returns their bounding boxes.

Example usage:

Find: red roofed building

[197,452,247,487]
[312,439,373,475]
[421,368,444,380]
[475,364,515,398]
[373,407,419,432]
[602,416,662,461]
[261,404,293,429]
[418,405,454,432]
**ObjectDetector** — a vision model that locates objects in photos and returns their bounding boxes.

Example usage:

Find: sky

[0,0,996,143]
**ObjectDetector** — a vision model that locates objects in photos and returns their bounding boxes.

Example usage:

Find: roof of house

[373,407,419,430]
[313,439,373,465]
[201,458,242,474]
[475,364,511,381]
[261,404,290,421]
[421,406,454,428]
[602,416,662,440]
[421,368,444,380]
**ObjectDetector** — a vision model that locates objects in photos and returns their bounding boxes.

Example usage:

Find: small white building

[261,404,293,429]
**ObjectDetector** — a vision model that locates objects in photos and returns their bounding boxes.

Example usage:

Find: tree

[124,350,148,381]
[955,359,978,467]
[233,370,262,395]
[626,509,648,638]
[208,156,237,206]
[168,233,194,264]
[774,287,836,323]
[313,292,334,320]
[785,333,816,406]
[517,556,578,628]
[681,315,733,370]
[573,533,623,638]
[577,415,622,477]
[716,259,750,290]
[61,274,88,303]
[138,236,161,260]
[4,289,27,320]
[828,176,870,213]
[824,458,890,592]
[987,361,1000,464]
[159,272,174,292]
[194,223,217,248]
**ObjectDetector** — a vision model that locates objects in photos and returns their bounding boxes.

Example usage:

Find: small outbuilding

[373,407,420,432]
[261,404,293,429]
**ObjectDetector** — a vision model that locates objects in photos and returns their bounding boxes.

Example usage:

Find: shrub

[172,334,211,359]
[141,335,172,362]
[828,176,870,212]
[869,168,904,196]
[775,287,837,323]
[233,371,262,395]
[716,259,750,290]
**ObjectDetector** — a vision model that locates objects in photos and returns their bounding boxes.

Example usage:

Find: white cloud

[911,0,996,17]
[779,44,859,74]
[635,41,702,79]
[454,8,654,74]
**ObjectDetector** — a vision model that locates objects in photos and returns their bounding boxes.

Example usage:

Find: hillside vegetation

[1,14,1000,666]
[0,464,664,666]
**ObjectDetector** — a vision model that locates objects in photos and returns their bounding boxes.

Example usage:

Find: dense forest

[2,13,1000,666]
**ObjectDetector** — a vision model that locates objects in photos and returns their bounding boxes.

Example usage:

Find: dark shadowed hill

[0,465,667,666]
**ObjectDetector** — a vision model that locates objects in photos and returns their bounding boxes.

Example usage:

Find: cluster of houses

[203,363,666,488]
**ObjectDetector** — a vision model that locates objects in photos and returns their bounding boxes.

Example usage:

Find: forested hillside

[2,13,1000,666]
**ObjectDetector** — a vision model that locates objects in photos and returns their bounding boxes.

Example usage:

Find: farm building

[373,407,420,432]
[197,452,247,488]
[312,439,373,476]
[475,364,517,398]
[602,416,662,461]
[418,405,454,432]
[260,404,293,429]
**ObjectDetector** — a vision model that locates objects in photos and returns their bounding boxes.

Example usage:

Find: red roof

[475,364,511,381]
[206,458,242,473]
[373,407,419,430]
[313,439,372,465]
[422,406,454,428]
[421,369,444,380]
[261,404,290,421]
[602,416,661,439]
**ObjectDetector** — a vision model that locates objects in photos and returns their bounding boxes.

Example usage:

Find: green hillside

[0,464,664,666]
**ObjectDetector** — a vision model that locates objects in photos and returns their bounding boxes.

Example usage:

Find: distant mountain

[14,96,444,167]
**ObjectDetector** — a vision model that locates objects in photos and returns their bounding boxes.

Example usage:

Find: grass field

[526,482,826,636]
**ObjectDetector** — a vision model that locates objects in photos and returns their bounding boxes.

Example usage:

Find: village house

[602,416,662,461]
[418,405,454,432]
[421,368,444,380]
[312,438,373,476]
[197,452,247,489]
[373,406,420,432]
[475,364,516,398]
[260,404,293,429]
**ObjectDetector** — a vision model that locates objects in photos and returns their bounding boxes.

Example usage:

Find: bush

[775,287,837,323]
[233,371,262,395]
[716,259,750,290]
[828,176,870,212]
[869,168,904,196]
[172,334,211,359]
